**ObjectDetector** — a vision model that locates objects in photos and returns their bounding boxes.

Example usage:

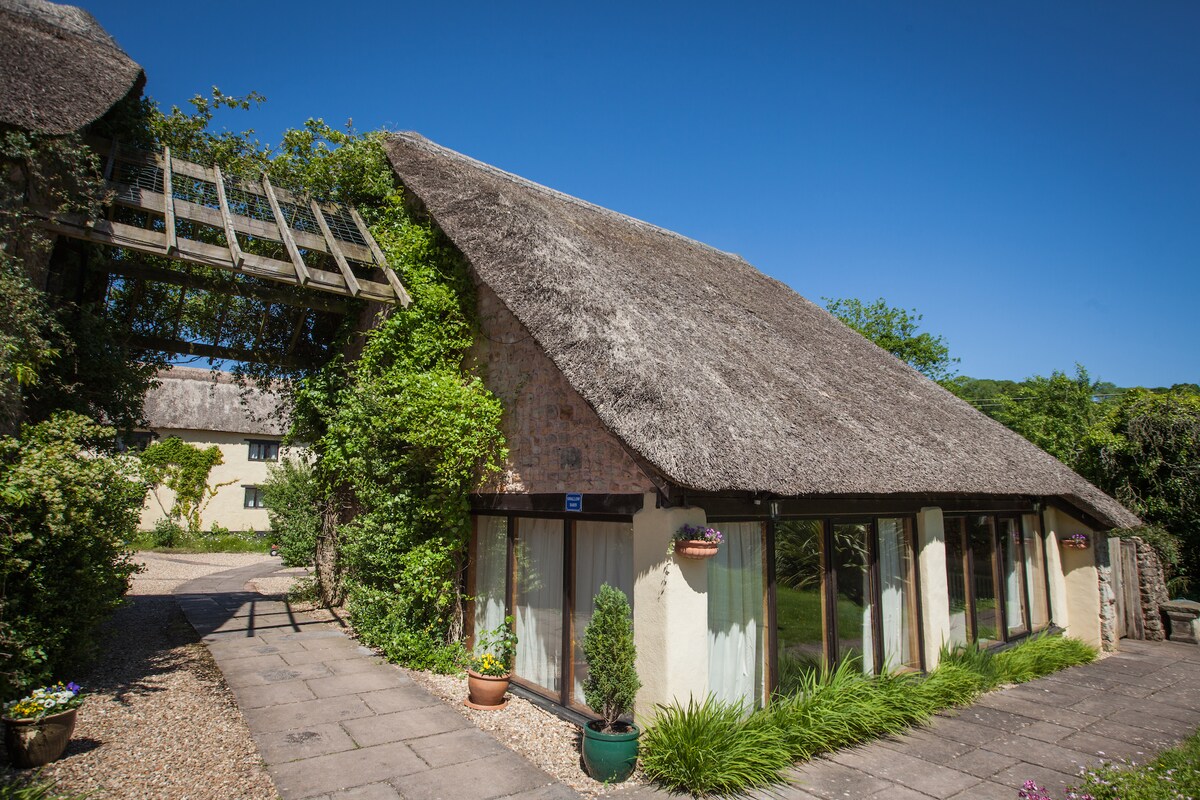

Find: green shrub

[0,413,143,694]
[581,585,640,731]
[640,697,792,796]
[150,517,184,548]
[345,583,465,673]
[260,457,320,568]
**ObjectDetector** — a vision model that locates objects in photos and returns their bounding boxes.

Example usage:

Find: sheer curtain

[1001,518,1028,637]
[877,518,917,671]
[572,522,634,705]
[514,518,564,692]
[1023,514,1050,630]
[472,516,508,649]
[708,522,765,708]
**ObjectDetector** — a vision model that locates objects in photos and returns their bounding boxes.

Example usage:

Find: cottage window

[468,515,635,710]
[243,486,265,508]
[945,513,1049,647]
[772,515,921,693]
[247,440,279,461]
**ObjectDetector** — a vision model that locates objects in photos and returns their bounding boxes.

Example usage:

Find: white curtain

[572,522,634,705]
[708,522,765,708]
[877,518,912,672]
[514,518,564,692]
[1002,519,1026,634]
[472,516,508,650]
[1023,514,1050,629]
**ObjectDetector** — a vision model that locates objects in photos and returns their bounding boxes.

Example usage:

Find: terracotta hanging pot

[674,540,719,559]
[465,670,511,710]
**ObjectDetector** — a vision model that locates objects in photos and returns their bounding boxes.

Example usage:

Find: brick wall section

[471,284,656,495]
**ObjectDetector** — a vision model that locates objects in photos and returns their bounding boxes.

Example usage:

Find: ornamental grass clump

[581,585,639,732]
[3,683,83,721]
[993,633,1097,684]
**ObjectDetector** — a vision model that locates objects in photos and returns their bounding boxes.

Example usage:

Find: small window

[247,440,279,462]
[244,486,266,509]
[119,431,155,452]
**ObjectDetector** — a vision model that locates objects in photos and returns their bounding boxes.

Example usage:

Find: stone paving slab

[177,559,1200,800]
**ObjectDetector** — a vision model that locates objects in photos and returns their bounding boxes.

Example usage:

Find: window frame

[246,439,280,462]
[243,485,266,509]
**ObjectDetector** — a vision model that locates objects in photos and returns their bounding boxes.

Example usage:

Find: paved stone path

[178,560,1200,800]
[176,561,582,800]
[773,638,1200,800]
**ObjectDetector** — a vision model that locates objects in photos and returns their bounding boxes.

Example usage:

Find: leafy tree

[260,457,321,568]
[823,297,959,384]
[582,584,640,731]
[1080,388,1200,587]
[992,365,1100,469]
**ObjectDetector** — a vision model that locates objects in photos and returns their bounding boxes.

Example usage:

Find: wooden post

[212,165,245,268]
[162,146,177,255]
[261,173,312,286]
[311,199,361,297]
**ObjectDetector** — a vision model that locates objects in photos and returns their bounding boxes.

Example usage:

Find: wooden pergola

[40,139,412,367]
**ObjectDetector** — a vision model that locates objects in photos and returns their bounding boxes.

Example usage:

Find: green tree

[582,584,640,731]
[992,365,1100,469]
[823,297,959,384]
[260,457,321,568]
[1080,388,1200,588]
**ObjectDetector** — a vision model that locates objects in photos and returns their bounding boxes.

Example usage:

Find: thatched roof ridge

[143,367,286,437]
[384,133,1138,529]
[0,0,143,134]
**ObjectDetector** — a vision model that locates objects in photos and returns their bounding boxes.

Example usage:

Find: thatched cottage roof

[383,133,1138,529]
[143,367,286,437]
[0,0,143,134]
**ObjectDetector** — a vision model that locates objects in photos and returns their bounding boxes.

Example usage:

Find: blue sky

[83,1,1199,387]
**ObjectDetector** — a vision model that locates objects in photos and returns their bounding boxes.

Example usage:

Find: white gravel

[18,552,280,800]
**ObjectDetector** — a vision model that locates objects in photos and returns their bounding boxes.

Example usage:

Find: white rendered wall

[631,494,709,725]
[1042,507,1101,648]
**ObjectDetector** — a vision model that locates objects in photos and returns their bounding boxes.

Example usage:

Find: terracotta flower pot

[4,707,77,768]
[674,539,719,559]
[465,670,511,709]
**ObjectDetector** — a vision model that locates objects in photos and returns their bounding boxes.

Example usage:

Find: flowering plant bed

[3,683,83,721]
[1060,533,1090,550]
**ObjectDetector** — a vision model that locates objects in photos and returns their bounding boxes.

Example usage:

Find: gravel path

[16,552,281,800]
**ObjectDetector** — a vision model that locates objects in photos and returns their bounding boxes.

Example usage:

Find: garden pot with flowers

[1061,533,1090,550]
[3,682,83,768]
[673,523,723,559]
[580,584,641,783]
[465,616,517,710]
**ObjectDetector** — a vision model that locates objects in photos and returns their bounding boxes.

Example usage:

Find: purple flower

[66,682,80,693]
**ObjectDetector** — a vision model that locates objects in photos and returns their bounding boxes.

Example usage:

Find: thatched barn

[384,132,1140,716]
[137,367,297,535]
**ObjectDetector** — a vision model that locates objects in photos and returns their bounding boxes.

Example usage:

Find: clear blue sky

[83,1,1199,387]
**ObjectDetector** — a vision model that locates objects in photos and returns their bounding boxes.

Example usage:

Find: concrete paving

[176,561,582,800]
[178,560,1200,800]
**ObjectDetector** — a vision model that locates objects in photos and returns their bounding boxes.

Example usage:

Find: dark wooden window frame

[243,485,265,509]
[246,439,280,462]
[767,514,925,695]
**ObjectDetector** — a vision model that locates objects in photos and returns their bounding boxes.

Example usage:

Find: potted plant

[465,617,516,709]
[673,523,724,559]
[580,584,641,782]
[1061,532,1090,550]
[3,682,84,768]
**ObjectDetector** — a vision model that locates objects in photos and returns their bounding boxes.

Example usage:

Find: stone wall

[471,284,656,495]
[1134,537,1169,641]
[1095,536,1118,651]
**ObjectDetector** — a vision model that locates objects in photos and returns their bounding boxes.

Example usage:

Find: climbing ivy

[139,437,227,534]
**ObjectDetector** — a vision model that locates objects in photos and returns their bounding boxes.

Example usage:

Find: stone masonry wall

[471,284,656,495]
[1095,536,1118,651]
[1135,537,1169,641]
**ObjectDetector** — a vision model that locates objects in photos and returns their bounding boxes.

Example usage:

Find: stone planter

[4,707,77,768]
[673,540,719,559]
[1161,599,1200,645]
[465,670,510,709]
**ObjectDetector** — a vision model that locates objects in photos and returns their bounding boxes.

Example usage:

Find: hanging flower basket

[672,524,723,559]
[1060,533,1090,550]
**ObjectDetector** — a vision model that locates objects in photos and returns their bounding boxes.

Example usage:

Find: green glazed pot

[581,720,639,783]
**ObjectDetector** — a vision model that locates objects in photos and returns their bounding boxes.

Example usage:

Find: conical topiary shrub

[580,583,641,782]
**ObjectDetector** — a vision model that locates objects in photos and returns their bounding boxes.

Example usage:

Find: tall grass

[641,634,1098,797]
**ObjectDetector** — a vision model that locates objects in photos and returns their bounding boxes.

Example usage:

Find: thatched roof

[384,133,1139,529]
[143,367,286,437]
[0,0,143,134]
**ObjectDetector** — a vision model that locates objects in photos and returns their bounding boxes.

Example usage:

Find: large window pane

[514,518,563,693]
[708,522,765,708]
[572,521,634,706]
[774,519,825,693]
[968,516,1000,646]
[945,517,970,647]
[1000,517,1029,638]
[472,516,508,649]
[832,522,873,674]
[877,518,919,671]
[1023,514,1050,630]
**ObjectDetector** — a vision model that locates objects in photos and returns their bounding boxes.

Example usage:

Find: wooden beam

[286,307,307,355]
[88,260,352,313]
[349,207,412,307]
[310,199,361,297]
[162,146,177,255]
[212,165,244,268]
[261,173,311,286]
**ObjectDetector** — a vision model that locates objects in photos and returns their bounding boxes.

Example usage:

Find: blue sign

[565,493,583,512]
